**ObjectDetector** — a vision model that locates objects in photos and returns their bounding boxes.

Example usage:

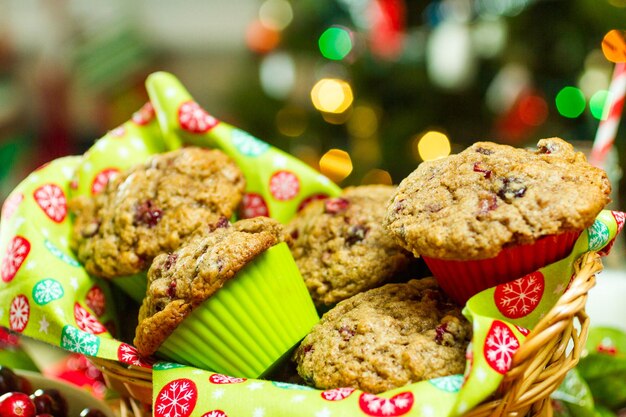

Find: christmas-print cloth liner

[0,70,622,415]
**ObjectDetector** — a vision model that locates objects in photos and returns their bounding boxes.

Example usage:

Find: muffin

[384,138,611,303]
[134,217,319,378]
[286,185,413,306]
[294,278,471,393]
[70,147,246,281]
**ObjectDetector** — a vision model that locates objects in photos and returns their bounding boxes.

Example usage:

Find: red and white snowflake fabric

[494,271,545,319]
[74,303,106,335]
[9,295,30,333]
[202,411,227,417]
[297,193,328,212]
[321,387,355,401]
[239,193,269,219]
[209,374,246,384]
[132,102,156,126]
[515,325,530,337]
[1,192,23,220]
[117,343,154,368]
[155,378,198,417]
[2,236,30,283]
[91,168,120,195]
[358,392,414,417]
[34,184,67,223]
[109,126,126,137]
[178,101,218,133]
[86,285,106,317]
[269,171,300,201]
[484,320,520,374]
[599,211,626,256]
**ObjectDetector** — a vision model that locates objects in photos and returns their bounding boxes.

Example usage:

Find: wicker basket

[91,252,603,417]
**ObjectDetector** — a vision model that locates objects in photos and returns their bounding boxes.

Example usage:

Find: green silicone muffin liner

[157,242,319,378]
[110,272,147,303]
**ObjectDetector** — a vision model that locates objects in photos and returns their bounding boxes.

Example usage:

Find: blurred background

[1,0,625,200]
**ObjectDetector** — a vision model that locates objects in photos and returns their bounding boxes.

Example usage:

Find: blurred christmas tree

[227,0,626,187]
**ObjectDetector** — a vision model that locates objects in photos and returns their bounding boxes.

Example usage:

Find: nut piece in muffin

[384,138,611,260]
[293,278,471,394]
[70,147,246,279]
[286,185,414,306]
[134,216,285,357]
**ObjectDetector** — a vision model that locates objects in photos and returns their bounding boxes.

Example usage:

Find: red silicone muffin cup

[423,230,582,305]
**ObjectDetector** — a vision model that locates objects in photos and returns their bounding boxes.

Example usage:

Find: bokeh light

[319,149,353,182]
[276,106,308,137]
[347,105,378,138]
[602,30,626,63]
[361,169,393,185]
[427,21,476,90]
[413,131,451,161]
[518,95,548,126]
[311,78,354,114]
[579,68,610,98]
[555,86,586,118]
[590,90,611,120]
[259,0,293,31]
[318,27,353,61]
[246,20,280,53]
[259,52,295,99]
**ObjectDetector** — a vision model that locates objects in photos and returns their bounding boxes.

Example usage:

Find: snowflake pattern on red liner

[33,184,67,223]
[269,170,300,201]
[132,102,155,126]
[202,411,227,417]
[91,168,120,195]
[321,387,355,401]
[1,192,23,220]
[494,271,545,319]
[155,378,198,417]
[297,193,328,212]
[73,303,106,335]
[484,320,520,374]
[178,101,218,134]
[209,374,247,384]
[9,295,30,333]
[85,286,106,317]
[1,236,30,283]
[358,392,414,417]
[239,193,269,218]
[117,343,154,368]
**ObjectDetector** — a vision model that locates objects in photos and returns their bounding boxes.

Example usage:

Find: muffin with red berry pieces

[134,216,319,378]
[384,138,611,303]
[286,185,414,307]
[293,278,471,394]
[70,147,246,280]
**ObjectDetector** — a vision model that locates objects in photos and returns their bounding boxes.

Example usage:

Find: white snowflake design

[91,168,120,195]
[240,193,269,218]
[132,102,155,125]
[232,129,269,157]
[2,236,30,283]
[9,295,30,332]
[33,279,64,305]
[74,303,106,334]
[484,321,520,374]
[321,387,355,401]
[202,411,227,417]
[209,374,246,384]
[33,184,67,222]
[269,170,300,201]
[118,343,153,368]
[61,325,100,356]
[178,101,217,133]
[358,392,414,417]
[494,272,544,319]
[44,239,80,267]
[1,192,23,220]
[428,374,464,393]
[155,379,198,417]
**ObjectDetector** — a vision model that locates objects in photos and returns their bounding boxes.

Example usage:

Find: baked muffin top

[384,138,611,260]
[286,185,413,306]
[134,216,285,356]
[293,278,471,394]
[70,147,246,278]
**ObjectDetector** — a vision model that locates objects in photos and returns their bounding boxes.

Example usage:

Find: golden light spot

[311,78,354,114]
[413,131,451,161]
[602,30,626,63]
[276,106,308,137]
[319,149,353,182]
[348,105,379,138]
[361,169,393,185]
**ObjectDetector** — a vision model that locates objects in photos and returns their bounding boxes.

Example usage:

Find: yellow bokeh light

[348,105,378,138]
[414,131,451,161]
[276,106,308,137]
[311,78,354,114]
[361,169,393,185]
[319,149,353,183]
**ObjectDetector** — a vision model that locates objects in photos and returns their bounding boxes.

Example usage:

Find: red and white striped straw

[590,62,626,168]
